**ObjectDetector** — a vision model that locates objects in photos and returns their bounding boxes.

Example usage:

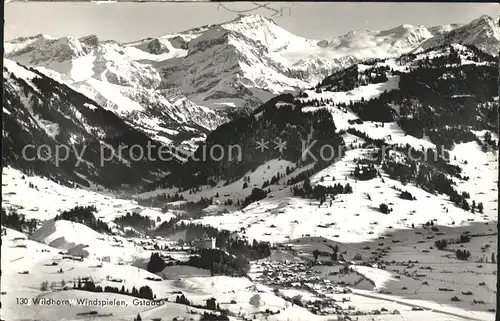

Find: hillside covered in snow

[2,10,499,321]
[3,60,185,190]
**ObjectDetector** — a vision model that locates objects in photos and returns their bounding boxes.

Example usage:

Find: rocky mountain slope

[3,60,182,190]
[5,15,498,153]
[4,34,228,152]
[415,15,499,56]
[152,14,499,109]
[137,44,498,231]
[3,14,498,192]
[1,14,498,321]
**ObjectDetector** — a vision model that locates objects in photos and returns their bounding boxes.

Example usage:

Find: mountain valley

[2,11,499,321]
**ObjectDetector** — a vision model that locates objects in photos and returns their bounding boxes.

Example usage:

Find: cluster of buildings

[249,260,374,317]
[191,237,216,249]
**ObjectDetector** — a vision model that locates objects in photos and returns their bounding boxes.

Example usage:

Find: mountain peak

[219,13,302,52]
[227,14,277,26]
[393,24,418,30]
[469,14,496,30]
[10,33,54,42]
[78,34,100,47]
[340,29,372,38]
[377,24,429,38]
[475,14,494,22]
[428,23,463,36]
[415,14,499,56]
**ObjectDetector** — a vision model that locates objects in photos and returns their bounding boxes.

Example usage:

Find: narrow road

[10,256,24,262]
[351,290,489,321]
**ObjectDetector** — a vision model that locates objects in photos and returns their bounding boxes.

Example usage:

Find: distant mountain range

[2,12,499,321]
[3,14,498,190]
[5,14,498,113]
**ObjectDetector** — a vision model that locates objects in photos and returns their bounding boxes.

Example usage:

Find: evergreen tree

[147,252,165,273]
[313,249,319,262]
[206,297,217,310]
[303,178,312,195]
[379,203,389,214]
[40,281,49,291]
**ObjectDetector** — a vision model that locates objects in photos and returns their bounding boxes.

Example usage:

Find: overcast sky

[4,2,498,42]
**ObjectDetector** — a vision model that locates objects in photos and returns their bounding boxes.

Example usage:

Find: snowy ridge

[3,61,182,188]
[2,12,498,321]
[188,147,496,244]
[2,166,174,224]
[138,43,498,244]
[325,24,433,59]
[5,35,228,151]
[6,14,497,119]
[157,25,311,109]
[415,15,499,56]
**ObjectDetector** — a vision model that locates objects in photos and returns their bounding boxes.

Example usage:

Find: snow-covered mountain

[138,44,498,225]
[4,34,228,152]
[415,15,499,56]
[428,23,465,36]
[2,59,183,190]
[2,14,498,321]
[5,14,498,123]
[3,14,498,190]
[323,24,433,58]
[149,14,478,109]
[6,43,495,272]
